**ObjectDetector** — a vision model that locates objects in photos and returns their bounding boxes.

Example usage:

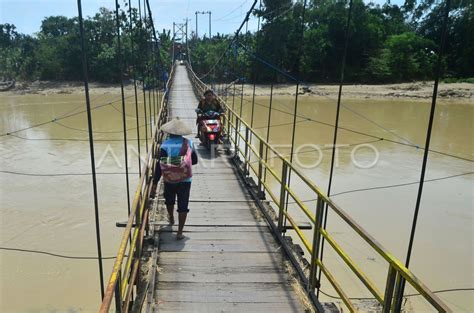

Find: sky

[1,0,405,37]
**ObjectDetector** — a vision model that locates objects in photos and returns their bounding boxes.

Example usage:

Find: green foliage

[200,0,473,83]
[443,77,474,84]
[0,3,169,84]
[367,32,436,82]
[1,0,473,84]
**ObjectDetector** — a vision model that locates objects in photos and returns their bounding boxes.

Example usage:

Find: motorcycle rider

[195,89,225,138]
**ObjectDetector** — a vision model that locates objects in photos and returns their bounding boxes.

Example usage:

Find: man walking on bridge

[151,118,198,240]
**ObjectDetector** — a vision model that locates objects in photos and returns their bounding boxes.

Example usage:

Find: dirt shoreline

[3,80,473,102]
[241,81,474,102]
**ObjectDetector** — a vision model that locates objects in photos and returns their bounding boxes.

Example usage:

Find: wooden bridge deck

[151,65,311,312]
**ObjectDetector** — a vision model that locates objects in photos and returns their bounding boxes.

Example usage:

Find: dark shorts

[163,182,191,213]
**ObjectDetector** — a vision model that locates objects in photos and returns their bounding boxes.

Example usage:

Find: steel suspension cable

[143,0,153,138]
[140,0,149,152]
[250,0,262,129]
[394,0,453,309]
[152,80,156,125]
[0,247,121,260]
[317,0,354,298]
[198,0,258,81]
[284,0,308,231]
[0,95,133,137]
[263,80,275,183]
[150,24,156,126]
[115,0,132,216]
[243,0,263,174]
[216,57,473,164]
[148,75,153,136]
[145,0,166,127]
[236,41,417,147]
[144,5,153,138]
[6,133,147,142]
[128,0,142,177]
[145,0,164,70]
[76,0,104,299]
[235,92,473,162]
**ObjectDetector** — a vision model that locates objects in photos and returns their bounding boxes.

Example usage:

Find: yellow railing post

[391,272,403,311]
[226,110,231,142]
[278,162,289,232]
[114,270,122,312]
[244,127,250,175]
[257,140,264,198]
[134,193,143,271]
[309,196,324,291]
[383,265,398,312]
[234,117,240,155]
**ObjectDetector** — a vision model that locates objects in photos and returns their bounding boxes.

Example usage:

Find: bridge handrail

[99,63,175,313]
[185,63,451,312]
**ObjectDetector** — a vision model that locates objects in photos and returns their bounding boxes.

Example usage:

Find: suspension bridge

[96,59,453,312]
[78,0,459,311]
[1,0,465,311]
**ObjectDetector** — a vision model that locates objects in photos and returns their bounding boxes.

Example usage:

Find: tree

[0,23,19,47]
[367,32,436,82]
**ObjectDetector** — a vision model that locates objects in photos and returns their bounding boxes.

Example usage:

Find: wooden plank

[159,229,275,241]
[156,226,271,233]
[166,201,257,210]
[190,186,251,195]
[192,168,238,174]
[176,211,261,219]
[155,281,302,303]
[159,251,286,266]
[156,220,268,227]
[159,239,280,253]
[158,268,290,284]
[155,301,305,313]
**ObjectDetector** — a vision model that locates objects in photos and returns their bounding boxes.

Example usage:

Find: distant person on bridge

[151,118,198,240]
[195,89,225,138]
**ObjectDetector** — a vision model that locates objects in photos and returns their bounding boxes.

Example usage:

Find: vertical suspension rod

[283,0,308,230]
[128,0,142,177]
[317,0,354,297]
[140,0,149,152]
[115,0,132,216]
[76,0,105,299]
[394,0,452,310]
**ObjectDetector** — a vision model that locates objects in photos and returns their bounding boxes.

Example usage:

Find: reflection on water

[0,89,473,312]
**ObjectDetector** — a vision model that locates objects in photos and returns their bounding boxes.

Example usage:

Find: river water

[0,87,472,312]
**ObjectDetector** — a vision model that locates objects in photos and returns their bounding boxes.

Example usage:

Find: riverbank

[3,80,136,96]
[243,81,474,102]
[3,80,473,102]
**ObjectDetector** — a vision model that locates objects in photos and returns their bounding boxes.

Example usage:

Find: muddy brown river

[0,87,473,312]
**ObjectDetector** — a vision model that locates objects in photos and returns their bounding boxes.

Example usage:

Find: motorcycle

[196,110,223,150]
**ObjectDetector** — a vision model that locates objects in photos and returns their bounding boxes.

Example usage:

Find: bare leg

[166,204,175,225]
[177,212,188,238]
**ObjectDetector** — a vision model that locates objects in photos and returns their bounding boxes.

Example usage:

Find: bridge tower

[172,20,188,63]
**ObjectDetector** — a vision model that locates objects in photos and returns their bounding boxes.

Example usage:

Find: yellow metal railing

[99,63,176,313]
[186,63,451,313]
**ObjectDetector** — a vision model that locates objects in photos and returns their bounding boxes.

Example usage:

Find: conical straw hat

[161,117,192,136]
